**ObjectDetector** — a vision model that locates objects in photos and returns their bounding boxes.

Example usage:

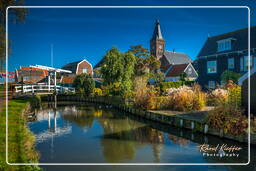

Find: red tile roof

[165,64,188,77]
[20,67,48,76]
[160,64,172,73]
[61,76,75,84]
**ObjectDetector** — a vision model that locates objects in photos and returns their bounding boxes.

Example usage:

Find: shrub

[73,73,95,96]
[166,84,206,111]
[206,103,247,135]
[133,76,159,110]
[155,96,170,109]
[207,88,228,106]
[192,84,207,110]
[251,116,256,133]
[145,90,158,110]
[221,70,242,84]
[93,88,103,96]
[123,90,135,100]
[101,82,122,96]
[206,83,246,135]
[227,85,241,107]
[160,81,194,94]
[160,81,183,92]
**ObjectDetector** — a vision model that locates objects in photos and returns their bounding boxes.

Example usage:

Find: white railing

[14,84,75,94]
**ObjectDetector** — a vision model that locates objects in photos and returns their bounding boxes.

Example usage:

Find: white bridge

[14,64,75,94]
[14,84,75,94]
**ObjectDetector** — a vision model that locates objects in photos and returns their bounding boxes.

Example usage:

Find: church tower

[150,20,165,59]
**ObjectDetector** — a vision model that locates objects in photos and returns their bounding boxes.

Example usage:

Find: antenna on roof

[207,33,211,38]
[51,44,53,67]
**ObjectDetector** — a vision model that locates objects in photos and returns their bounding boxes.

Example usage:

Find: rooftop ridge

[208,25,256,39]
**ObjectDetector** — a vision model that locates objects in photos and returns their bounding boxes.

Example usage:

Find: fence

[14,84,75,94]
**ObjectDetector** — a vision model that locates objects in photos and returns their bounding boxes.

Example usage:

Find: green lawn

[0,97,41,171]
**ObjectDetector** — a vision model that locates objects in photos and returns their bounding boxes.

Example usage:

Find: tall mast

[51,44,53,67]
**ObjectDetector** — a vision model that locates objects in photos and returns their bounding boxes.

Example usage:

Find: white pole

[51,44,53,67]
[48,111,51,129]
[32,85,34,94]
[54,111,57,132]
[48,74,51,92]
[54,71,56,92]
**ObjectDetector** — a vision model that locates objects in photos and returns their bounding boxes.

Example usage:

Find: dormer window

[217,38,235,52]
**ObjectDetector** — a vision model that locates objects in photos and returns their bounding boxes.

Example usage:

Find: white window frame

[220,80,225,88]
[208,81,216,89]
[244,56,252,71]
[207,60,217,74]
[82,68,88,73]
[217,39,231,52]
[228,57,235,69]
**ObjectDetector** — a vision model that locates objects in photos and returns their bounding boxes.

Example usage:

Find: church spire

[151,19,164,40]
[150,20,165,59]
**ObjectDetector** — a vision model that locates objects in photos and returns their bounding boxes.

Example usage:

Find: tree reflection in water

[60,105,167,162]
[50,104,250,164]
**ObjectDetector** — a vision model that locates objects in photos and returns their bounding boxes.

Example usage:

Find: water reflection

[28,102,251,164]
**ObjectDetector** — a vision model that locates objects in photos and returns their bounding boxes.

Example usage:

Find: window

[220,80,225,88]
[228,58,234,69]
[208,81,216,89]
[82,68,88,73]
[207,60,217,73]
[240,57,244,72]
[244,56,252,71]
[188,67,192,75]
[217,39,231,52]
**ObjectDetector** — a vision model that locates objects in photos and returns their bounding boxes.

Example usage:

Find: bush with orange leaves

[206,103,248,135]
[206,84,248,135]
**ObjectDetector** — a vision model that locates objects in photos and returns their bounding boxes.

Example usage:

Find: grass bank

[0,96,41,171]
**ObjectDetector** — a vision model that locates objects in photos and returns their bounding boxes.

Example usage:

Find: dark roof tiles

[163,51,192,65]
[198,26,256,57]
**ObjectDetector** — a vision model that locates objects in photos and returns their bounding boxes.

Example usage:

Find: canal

[28,102,255,170]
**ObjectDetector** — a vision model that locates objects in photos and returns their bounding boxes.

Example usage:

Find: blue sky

[7,0,256,72]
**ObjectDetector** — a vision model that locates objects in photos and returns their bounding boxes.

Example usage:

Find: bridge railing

[14,84,75,94]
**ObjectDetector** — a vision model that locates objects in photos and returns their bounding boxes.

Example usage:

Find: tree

[121,51,136,93]
[101,47,136,95]
[128,45,160,76]
[0,0,27,72]
[73,73,95,96]
[221,70,242,85]
[101,47,124,84]
[129,45,150,58]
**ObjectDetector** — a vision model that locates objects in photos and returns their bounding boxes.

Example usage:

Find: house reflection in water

[31,103,72,144]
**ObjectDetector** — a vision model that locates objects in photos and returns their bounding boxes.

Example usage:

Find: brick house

[62,59,93,75]
[196,26,256,89]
